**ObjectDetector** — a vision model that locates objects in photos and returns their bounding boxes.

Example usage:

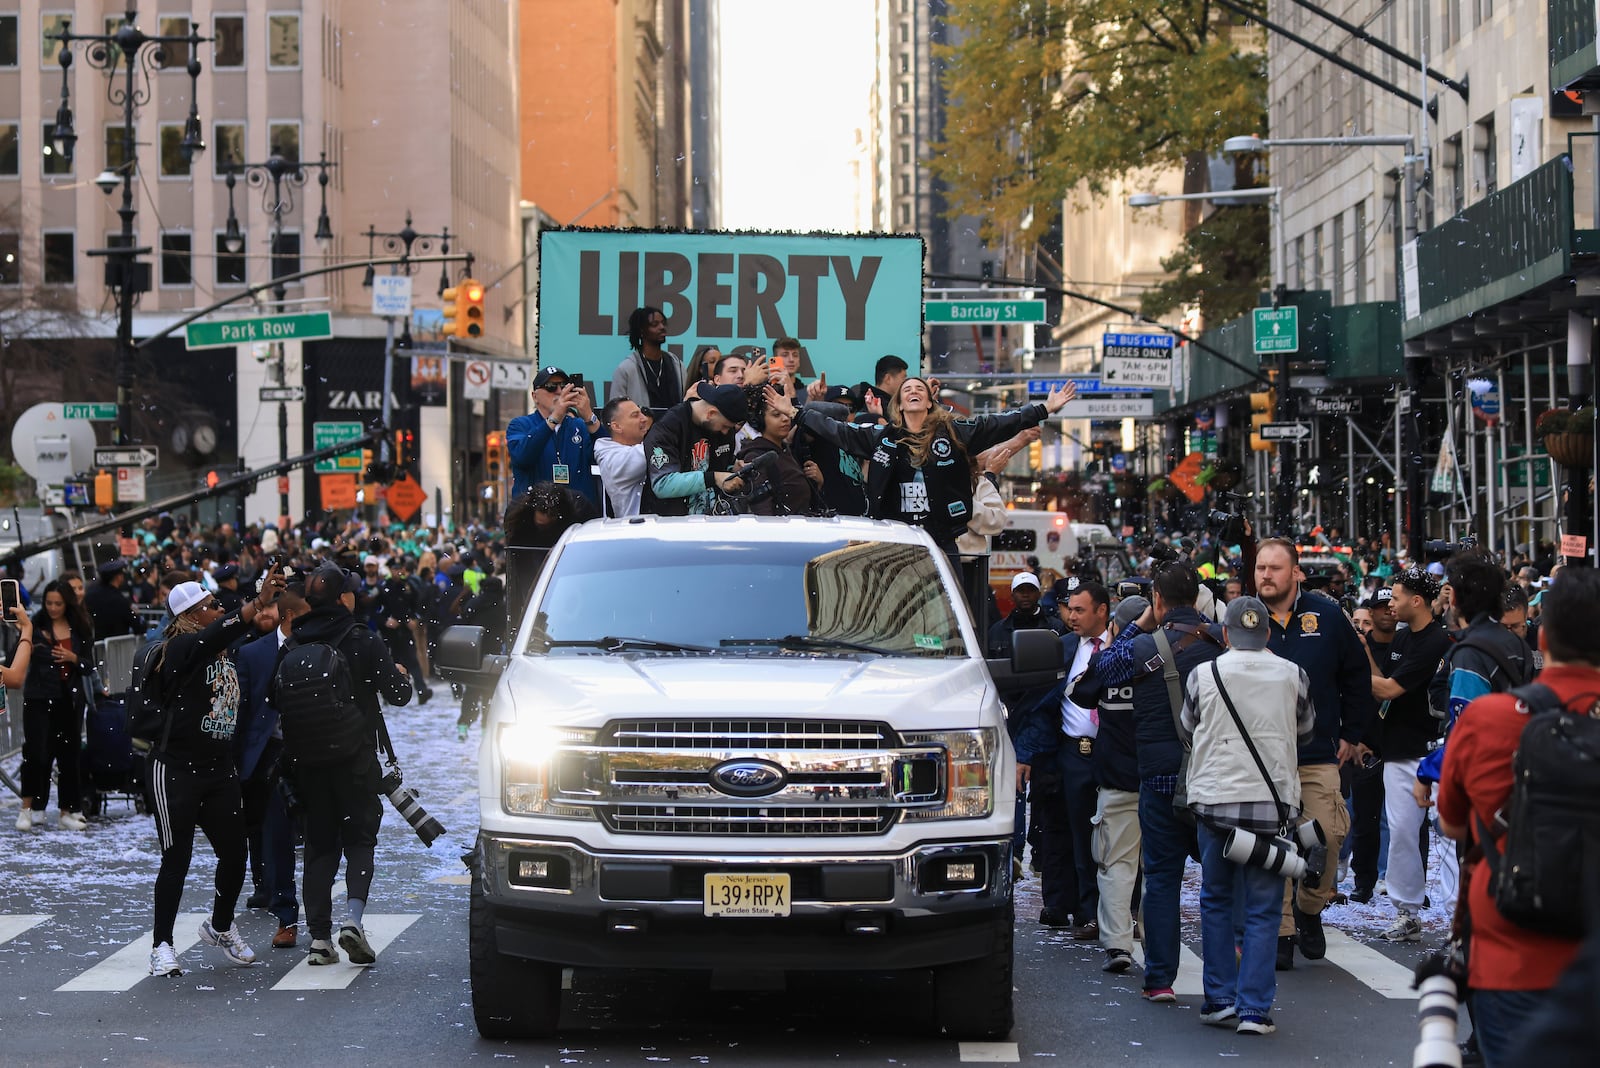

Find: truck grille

[604,719,895,751]
[602,804,894,836]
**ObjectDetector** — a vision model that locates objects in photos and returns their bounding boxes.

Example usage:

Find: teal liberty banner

[538,230,926,401]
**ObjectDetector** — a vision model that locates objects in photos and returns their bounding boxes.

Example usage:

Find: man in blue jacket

[1254,538,1376,970]
[506,366,602,506]
[1094,563,1225,1003]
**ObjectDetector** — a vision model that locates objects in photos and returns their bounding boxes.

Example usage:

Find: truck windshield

[525,537,967,657]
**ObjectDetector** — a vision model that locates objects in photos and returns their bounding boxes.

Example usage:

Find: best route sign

[312,421,366,474]
[924,299,1047,324]
[1252,307,1299,354]
[93,446,159,468]
[185,312,334,350]
[1101,332,1175,388]
[1260,421,1313,442]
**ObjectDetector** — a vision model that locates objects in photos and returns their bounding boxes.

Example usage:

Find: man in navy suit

[234,586,306,948]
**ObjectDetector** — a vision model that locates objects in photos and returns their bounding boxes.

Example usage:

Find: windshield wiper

[721,634,899,656]
[545,636,713,653]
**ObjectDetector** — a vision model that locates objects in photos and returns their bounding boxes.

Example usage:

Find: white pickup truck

[438,515,1062,1040]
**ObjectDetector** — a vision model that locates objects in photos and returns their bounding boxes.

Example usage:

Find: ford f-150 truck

[438,515,1061,1040]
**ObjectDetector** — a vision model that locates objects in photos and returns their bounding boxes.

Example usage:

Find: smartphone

[570,373,585,387]
[0,579,21,624]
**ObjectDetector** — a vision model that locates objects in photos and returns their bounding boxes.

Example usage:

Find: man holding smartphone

[506,366,602,509]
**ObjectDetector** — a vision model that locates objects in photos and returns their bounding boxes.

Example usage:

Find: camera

[380,764,445,847]
[1206,491,1250,545]
[1412,947,1468,1068]
[1292,818,1328,885]
[1222,826,1307,881]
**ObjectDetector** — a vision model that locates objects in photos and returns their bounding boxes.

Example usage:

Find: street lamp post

[221,153,336,521]
[48,11,210,448]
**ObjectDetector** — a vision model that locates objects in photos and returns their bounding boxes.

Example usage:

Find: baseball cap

[214,563,239,582]
[1048,576,1079,602]
[694,382,749,425]
[532,366,570,390]
[1362,587,1394,610]
[168,581,211,616]
[1011,572,1041,592]
[1225,595,1271,651]
[1113,595,1150,631]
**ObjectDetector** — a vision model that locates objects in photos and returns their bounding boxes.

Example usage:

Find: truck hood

[495,654,999,732]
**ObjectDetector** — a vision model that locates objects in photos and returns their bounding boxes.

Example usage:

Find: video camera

[1206,491,1251,546]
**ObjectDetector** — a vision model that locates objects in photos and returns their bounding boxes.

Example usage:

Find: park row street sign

[924,299,1047,324]
[64,402,117,420]
[185,312,334,350]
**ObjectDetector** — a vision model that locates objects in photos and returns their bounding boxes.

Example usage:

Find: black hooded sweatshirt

[287,605,414,735]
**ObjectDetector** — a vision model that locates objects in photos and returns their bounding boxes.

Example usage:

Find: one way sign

[93,446,160,468]
[1260,422,1312,442]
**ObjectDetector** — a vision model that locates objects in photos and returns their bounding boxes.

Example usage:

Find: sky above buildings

[716,0,876,232]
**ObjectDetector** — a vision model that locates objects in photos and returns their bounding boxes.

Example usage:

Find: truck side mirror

[1011,628,1065,674]
[436,624,508,688]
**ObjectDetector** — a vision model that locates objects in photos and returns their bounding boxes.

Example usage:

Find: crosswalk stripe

[0,915,52,944]
[958,1041,1020,1062]
[270,914,421,990]
[1317,929,1419,999]
[1127,942,1205,996]
[56,914,209,992]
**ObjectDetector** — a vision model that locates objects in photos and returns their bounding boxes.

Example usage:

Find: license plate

[703,873,791,918]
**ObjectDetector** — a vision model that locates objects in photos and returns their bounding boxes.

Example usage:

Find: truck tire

[469,868,563,1039]
[932,902,1014,1040]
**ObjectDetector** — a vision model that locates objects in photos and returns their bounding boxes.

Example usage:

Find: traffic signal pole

[1275,344,1295,537]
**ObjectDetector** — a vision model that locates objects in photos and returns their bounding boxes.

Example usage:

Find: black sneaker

[1038,907,1074,928]
[1275,935,1296,971]
[1293,903,1326,960]
[1349,885,1375,905]
[1102,949,1133,973]
[245,890,269,910]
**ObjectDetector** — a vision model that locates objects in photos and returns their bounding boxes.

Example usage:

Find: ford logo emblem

[709,759,787,798]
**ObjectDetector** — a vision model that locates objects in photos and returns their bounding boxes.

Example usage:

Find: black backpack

[272,622,371,766]
[126,640,169,745]
[1478,682,1600,937]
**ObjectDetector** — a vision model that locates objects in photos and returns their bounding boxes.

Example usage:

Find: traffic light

[442,278,486,339]
[1249,379,1278,453]
[394,428,415,471]
[94,469,114,510]
[485,430,504,482]
[1028,439,1043,471]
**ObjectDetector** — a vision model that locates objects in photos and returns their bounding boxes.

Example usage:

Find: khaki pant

[1091,787,1141,953]
[1279,762,1349,936]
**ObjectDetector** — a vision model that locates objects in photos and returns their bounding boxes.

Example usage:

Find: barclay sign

[539,230,924,400]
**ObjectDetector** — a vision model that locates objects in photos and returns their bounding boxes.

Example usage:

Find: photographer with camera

[507,366,602,508]
[276,564,414,967]
[1180,596,1315,1036]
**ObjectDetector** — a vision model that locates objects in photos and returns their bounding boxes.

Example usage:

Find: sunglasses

[539,382,569,393]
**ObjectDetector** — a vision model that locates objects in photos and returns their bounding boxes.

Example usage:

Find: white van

[989,510,1078,608]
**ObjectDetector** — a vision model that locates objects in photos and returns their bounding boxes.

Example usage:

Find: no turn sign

[463,360,492,400]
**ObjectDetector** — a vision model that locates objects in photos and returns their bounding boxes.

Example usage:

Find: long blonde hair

[888,377,964,469]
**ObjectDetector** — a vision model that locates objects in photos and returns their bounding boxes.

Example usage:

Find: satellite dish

[10,403,99,483]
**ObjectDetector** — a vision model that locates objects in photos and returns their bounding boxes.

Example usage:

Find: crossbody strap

[1151,628,1186,744]
[1209,660,1291,827]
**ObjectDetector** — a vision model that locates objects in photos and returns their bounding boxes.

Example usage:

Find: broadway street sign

[186,312,334,350]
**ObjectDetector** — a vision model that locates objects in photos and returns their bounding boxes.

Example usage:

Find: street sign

[1101,332,1175,388]
[1305,395,1363,416]
[385,475,428,521]
[312,421,366,474]
[259,385,307,403]
[371,275,413,317]
[1471,386,1501,427]
[1060,397,1155,419]
[1252,306,1299,354]
[463,360,492,401]
[1027,377,1145,396]
[924,299,1047,324]
[93,446,159,468]
[493,361,531,392]
[116,467,146,503]
[1260,421,1313,442]
[185,311,334,350]
[64,402,118,421]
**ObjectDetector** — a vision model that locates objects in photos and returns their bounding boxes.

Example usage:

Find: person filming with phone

[507,366,602,509]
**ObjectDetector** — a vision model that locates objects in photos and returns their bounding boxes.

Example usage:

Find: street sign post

[259,385,307,403]
[1260,421,1313,442]
[1060,397,1155,419]
[1027,377,1146,396]
[1252,307,1299,354]
[185,312,334,350]
[312,421,366,474]
[924,299,1047,324]
[93,446,159,468]
[64,402,118,421]
[1101,332,1175,388]
[1304,395,1363,416]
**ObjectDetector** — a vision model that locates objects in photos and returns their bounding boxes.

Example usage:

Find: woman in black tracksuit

[146,573,284,977]
[772,377,1076,555]
[18,580,94,831]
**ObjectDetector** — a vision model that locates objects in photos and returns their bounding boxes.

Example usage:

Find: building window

[897,113,909,136]
[104,123,130,173]
[1474,117,1497,197]
[215,231,247,285]
[0,123,17,176]
[898,173,910,196]
[158,17,190,69]
[41,121,71,176]
[899,203,911,227]
[269,122,299,163]
[268,14,301,69]
[1353,199,1368,299]
[899,143,910,165]
[214,15,245,68]
[159,123,192,177]
[42,231,74,284]
[0,232,19,285]
[1331,213,1345,303]
[1312,226,1324,290]
[271,230,301,283]
[42,14,69,64]
[161,232,193,287]
[1444,133,1463,215]
[1291,236,1304,290]
[214,122,245,176]
[0,15,18,67]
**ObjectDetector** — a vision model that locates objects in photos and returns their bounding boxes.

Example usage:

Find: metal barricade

[1,627,24,796]
[94,634,140,696]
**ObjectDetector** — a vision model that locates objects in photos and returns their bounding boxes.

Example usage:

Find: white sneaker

[149,942,185,977]
[197,918,257,965]
[1381,912,1422,942]
[15,808,32,832]
[58,811,88,831]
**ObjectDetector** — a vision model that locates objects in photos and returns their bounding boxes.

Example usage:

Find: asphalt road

[0,695,1443,1066]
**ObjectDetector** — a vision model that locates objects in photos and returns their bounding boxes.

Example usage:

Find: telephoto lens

[1222,826,1307,881]
[1412,973,1464,1068]
[380,767,446,847]
[1293,819,1328,884]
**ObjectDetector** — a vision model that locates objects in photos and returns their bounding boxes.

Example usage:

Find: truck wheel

[932,902,1014,1040]
[469,868,562,1039]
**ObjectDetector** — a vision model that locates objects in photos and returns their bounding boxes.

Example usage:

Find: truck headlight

[499,724,597,817]
[899,728,996,821]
